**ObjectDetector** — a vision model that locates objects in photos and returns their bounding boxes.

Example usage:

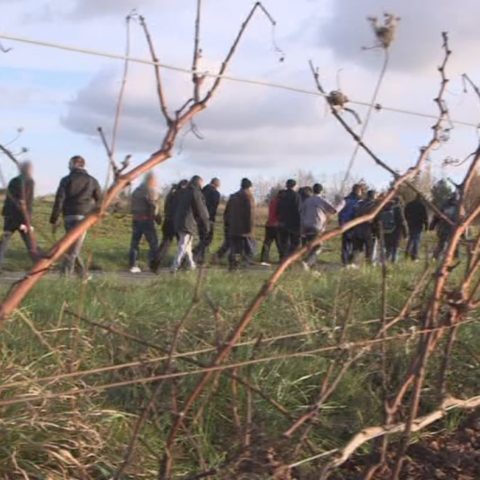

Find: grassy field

[0,199,478,479]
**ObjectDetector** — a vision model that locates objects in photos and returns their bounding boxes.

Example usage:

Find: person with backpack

[352,190,379,265]
[194,177,221,264]
[260,189,281,264]
[277,179,301,260]
[171,175,210,273]
[0,161,38,269]
[300,183,343,269]
[128,172,161,273]
[431,195,458,260]
[224,178,256,270]
[338,184,363,266]
[378,197,408,263]
[404,194,429,261]
[50,155,102,277]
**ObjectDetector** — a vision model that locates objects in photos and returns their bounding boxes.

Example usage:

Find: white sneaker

[130,266,142,274]
[302,261,310,271]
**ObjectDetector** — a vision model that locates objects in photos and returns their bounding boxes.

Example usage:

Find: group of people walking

[0,157,460,275]
[338,184,457,267]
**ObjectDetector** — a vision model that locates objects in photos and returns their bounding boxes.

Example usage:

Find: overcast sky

[1,0,480,195]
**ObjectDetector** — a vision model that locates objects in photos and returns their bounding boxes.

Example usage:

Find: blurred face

[146,174,157,190]
[21,163,33,177]
[212,179,221,189]
[198,177,204,189]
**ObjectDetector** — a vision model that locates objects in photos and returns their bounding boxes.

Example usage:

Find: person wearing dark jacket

[194,177,221,263]
[378,197,408,263]
[404,194,429,260]
[0,161,37,268]
[151,179,188,272]
[277,179,301,259]
[338,184,363,266]
[352,190,378,265]
[224,178,255,270]
[50,155,102,276]
[171,175,210,272]
[431,195,458,260]
[128,172,161,273]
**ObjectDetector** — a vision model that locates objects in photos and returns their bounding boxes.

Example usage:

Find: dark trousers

[260,226,280,263]
[194,221,214,264]
[341,232,355,265]
[151,221,176,271]
[278,228,301,260]
[229,236,255,269]
[0,222,36,268]
[353,235,376,264]
[216,225,230,259]
[406,230,422,260]
[129,220,159,268]
[384,233,400,263]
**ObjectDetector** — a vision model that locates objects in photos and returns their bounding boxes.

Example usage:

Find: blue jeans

[406,230,422,260]
[129,220,159,268]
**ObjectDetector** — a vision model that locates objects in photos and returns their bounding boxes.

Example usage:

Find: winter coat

[301,195,339,234]
[2,174,34,227]
[50,168,102,223]
[224,189,255,237]
[353,199,378,240]
[378,201,408,239]
[277,188,301,233]
[404,199,429,233]
[431,201,457,240]
[202,184,221,222]
[338,192,361,226]
[173,184,210,235]
[131,184,159,220]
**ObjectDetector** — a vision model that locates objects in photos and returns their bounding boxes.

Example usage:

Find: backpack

[379,208,396,234]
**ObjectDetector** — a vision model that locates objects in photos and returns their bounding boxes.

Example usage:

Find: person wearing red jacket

[260,190,281,264]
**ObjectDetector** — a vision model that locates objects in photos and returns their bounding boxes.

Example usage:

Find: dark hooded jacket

[2,174,34,227]
[202,184,220,222]
[224,189,255,237]
[173,184,210,235]
[277,188,301,233]
[50,168,101,223]
[404,198,429,233]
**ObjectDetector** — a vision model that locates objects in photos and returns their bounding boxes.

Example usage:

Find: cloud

[67,0,156,20]
[61,66,331,159]
[318,0,480,74]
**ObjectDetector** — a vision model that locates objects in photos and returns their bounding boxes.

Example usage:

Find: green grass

[0,257,479,478]
[0,198,478,478]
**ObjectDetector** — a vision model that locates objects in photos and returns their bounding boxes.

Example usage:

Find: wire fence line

[1,315,477,408]
[1,32,479,129]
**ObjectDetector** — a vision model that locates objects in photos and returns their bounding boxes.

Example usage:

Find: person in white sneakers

[171,175,210,273]
[128,172,161,273]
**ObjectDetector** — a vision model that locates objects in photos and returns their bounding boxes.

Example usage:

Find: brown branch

[139,15,172,125]
[201,2,276,104]
[318,395,480,478]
